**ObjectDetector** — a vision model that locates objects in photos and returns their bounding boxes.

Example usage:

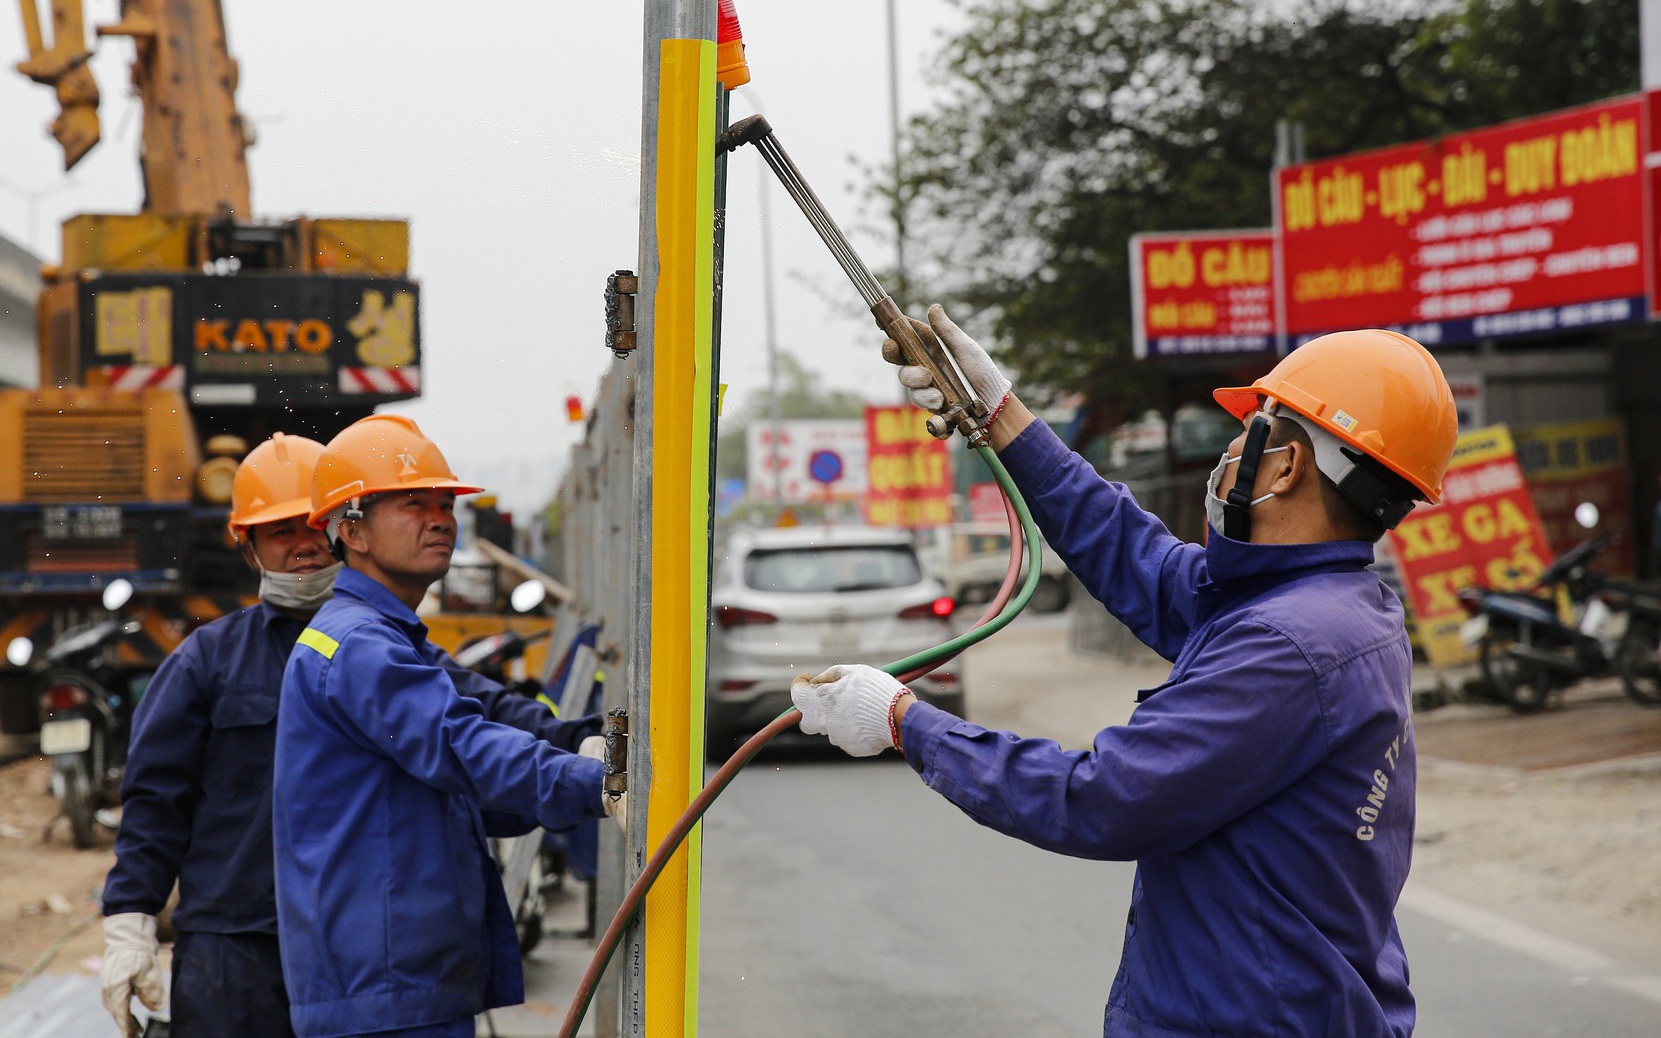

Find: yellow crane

[2,0,422,732]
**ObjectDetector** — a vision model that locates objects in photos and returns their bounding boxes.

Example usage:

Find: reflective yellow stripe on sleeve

[297,628,340,660]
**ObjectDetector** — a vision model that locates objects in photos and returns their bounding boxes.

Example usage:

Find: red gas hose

[557,486,1029,1038]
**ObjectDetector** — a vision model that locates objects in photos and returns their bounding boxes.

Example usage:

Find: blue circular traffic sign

[808,450,844,485]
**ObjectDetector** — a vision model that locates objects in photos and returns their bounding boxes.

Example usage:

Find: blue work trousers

[170,931,294,1038]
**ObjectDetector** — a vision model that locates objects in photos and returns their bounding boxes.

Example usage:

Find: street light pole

[759,168,784,504]
[886,0,907,311]
[886,0,910,407]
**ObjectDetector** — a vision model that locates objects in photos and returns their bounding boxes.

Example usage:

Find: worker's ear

[1265,441,1309,497]
[336,515,370,556]
[238,533,261,574]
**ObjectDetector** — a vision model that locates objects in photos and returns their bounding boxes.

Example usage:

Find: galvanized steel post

[621,3,718,1036]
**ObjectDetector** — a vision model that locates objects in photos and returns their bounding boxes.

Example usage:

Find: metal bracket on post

[602,707,629,799]
[605,270,639,358]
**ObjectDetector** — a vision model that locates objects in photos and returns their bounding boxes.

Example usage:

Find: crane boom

[14,0,101,168]
[16,0,251,215]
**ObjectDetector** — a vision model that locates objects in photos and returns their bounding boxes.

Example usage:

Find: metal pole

[629,4,717,1036]
[886,0,911,408]
[759,170,784,504]
[886,0,906,311]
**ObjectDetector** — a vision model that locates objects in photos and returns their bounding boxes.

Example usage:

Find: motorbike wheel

[515,851,547,955]
[1479,632,1553,714]
[1617,620,1661,706]
[1028,576,1071,615]
[56,755,98,849]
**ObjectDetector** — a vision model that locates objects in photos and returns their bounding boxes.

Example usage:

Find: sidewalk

[479,878,599,1038]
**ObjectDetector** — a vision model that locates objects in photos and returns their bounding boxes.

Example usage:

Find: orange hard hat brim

[306,478,486,529]
[1211,385,1262,422]
[228,498,315,537]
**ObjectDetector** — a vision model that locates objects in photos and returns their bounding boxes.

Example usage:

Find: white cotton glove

[579,735,627,831]
[101,913,165,1038]
[791,664,907,757]
[890,304,1012,418]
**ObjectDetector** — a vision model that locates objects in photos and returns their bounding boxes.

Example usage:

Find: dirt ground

[1409,678,1661,969]
[0,755,119,989]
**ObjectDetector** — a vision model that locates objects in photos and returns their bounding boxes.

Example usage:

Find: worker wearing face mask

[99,432,605,1038]
[792,308,1457,1038]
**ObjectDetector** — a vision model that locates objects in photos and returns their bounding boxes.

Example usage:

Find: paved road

[696,754,1661,1037]
[699,755,1123,1036]
[515,612,1661,1036]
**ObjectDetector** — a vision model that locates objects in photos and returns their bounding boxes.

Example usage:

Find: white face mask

[259,561,342,612]
[1205,446,1289,534]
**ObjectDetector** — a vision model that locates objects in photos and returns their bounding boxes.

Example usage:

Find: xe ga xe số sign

[1276,95,1644,347]
[1129,231,1278,358]
[1385,424,1553,668]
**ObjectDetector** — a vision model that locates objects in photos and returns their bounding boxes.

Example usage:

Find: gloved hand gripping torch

[716,114,990,445]
[560,111,1045,1038]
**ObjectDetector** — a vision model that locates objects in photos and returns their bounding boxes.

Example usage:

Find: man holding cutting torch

[792,306,1457,1037]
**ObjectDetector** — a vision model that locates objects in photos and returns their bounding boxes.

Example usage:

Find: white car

[706,526,966,755]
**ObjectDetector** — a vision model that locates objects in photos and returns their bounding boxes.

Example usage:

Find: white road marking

[1400,884,1661,1006]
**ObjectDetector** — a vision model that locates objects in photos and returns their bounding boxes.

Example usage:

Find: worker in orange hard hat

[100,432,331,1038]
[790,309,1456,1038]
[273,414,621,1038]
[103,428,610,1038]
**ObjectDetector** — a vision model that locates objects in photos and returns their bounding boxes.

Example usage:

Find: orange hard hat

[308,414,483,529]
[1212,329,1457,503]
[228,433,327,540]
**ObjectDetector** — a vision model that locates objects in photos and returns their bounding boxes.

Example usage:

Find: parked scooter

[1456,503,1643,713]
[5,579,151,847]
[1604,577,1661,708]
[455,579,570,954]
[453,627,551,696]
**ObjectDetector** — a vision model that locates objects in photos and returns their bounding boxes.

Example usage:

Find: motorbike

[453,579,595,953]
[1604,579,1661,708]
[1457,503,1661,712]
[454,623,557,953]
[454,627,550,694]
[5,579,151,847]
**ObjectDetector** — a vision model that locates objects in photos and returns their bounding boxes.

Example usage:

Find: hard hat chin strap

[1222,414,1274,542]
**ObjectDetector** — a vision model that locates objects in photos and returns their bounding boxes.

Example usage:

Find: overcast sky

[0,1,964,514]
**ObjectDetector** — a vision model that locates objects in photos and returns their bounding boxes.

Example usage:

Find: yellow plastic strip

[296,627,339,660]
[646,35,716,1038]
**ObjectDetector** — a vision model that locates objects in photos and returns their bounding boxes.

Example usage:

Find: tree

[883,0,1638,419]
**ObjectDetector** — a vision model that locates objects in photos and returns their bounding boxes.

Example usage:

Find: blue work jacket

[901,420,1416,1038]
[104,599,598,935]
[273,568,607,1038]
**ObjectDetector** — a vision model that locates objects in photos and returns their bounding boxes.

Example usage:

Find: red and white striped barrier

[339,366,421,395]
[96,365,185,391]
